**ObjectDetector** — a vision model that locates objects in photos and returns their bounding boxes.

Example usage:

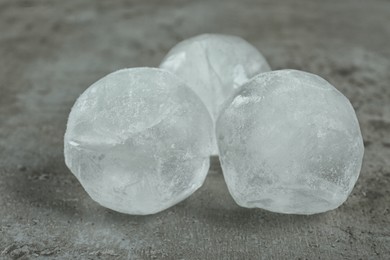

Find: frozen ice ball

[216,70,364,214]
[160,34,271,154]
[64,68,213,215]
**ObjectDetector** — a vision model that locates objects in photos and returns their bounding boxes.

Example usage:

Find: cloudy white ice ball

[160,34,271,154]
[64,68,213,215]
[216,70,364,214]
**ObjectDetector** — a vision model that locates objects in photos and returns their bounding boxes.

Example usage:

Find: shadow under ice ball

[216,70,364,214]
[64,68,213,215]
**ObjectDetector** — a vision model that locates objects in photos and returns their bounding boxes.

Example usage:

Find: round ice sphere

[216,70,364,215]
[64,68,213,215]
[160,34,270,154]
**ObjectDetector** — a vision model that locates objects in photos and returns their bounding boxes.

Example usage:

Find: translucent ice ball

[216,70,364,214]
[64,68,213,215]
[160,34,271,154]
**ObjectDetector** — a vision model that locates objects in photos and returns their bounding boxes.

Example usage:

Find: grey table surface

[0,0,389,259]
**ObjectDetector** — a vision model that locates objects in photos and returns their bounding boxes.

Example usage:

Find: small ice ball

[160,34,271,154]
[216,70,364,214]
[64,68,213,215]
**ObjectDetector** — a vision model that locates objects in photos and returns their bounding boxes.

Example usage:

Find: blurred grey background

[0,0,389,259]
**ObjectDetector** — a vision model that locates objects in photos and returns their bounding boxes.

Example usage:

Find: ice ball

[64,68,213,215]
[216,70,364,214]
[160,34,271,154]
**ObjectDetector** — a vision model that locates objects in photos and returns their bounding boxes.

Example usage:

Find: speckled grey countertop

[0,0,389,259]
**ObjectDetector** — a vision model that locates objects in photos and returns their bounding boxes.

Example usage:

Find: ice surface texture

[64,68,213,215]
[160,34,270,154]
[216,70,364,215]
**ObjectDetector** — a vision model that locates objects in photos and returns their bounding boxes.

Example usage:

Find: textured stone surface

[1,0,389,259]
[217,70,364,214]
[160,34,270,154]
[64,68,213,215]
